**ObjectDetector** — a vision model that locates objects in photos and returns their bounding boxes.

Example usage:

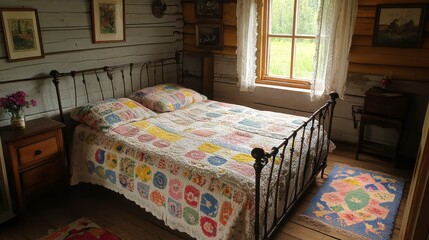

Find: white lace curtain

[236,0,358,98]
[312,0,358,100]
[236,0,258,92]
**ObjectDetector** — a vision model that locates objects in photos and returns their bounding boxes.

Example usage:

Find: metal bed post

[50,70,70,180]
[175,51,182,85]
[50,70,64,124]
[321,91,339,177]
[251,147,268,240]
[129,63,134,92]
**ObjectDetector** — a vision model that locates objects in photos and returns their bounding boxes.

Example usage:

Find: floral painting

[0,8,44,61]
[99,3,116,33]
[8,19,35,51]
[91,0,125,43]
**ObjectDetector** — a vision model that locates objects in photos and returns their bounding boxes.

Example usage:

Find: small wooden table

[0,117,67,212]
[356,87,408,167]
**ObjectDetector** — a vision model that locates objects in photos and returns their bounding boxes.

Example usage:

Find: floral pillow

[71,98,156,131]
[128,84,207,112]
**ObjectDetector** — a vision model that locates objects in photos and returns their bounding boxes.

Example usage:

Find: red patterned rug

[40,217,121,240]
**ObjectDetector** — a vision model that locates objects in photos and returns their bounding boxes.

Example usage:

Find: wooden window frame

[257,0,317,89]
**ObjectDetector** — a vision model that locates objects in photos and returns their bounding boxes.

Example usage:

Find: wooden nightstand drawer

[18,136,58,167]
[21,159,63,190]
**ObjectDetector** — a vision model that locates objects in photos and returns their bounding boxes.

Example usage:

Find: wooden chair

[355,87,408,167]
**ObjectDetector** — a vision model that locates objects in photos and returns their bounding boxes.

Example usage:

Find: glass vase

[10,109,25,129]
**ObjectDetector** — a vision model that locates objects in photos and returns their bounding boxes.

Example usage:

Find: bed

[50,52,339,240]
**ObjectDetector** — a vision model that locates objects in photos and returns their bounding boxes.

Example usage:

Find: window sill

[254,83,311,94]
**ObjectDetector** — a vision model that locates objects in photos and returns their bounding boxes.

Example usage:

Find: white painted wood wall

[0,0,183,126]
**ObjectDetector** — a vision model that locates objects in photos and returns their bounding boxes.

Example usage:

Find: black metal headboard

[50,52,181,124]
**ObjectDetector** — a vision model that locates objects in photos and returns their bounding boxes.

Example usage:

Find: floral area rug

[302,165,404,240]
[39,217,121,240]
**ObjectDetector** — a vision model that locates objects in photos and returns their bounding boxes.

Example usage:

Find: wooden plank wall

[0,0,183,127]
[183,0,237,55]
[350,0,429,81]
[183,0,429,161]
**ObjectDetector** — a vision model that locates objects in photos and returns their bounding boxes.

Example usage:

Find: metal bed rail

[252,92,339,239]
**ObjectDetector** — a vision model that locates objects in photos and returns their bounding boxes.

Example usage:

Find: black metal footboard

[252,92,339,240]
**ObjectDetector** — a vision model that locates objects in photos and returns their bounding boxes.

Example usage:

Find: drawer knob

[35,150,43,155]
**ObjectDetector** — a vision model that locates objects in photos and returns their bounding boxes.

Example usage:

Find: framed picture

[373,4,427,48]
[0,8,44,62]
[196,23,223,49]
[195,0,222,19]
[91,0,125,43]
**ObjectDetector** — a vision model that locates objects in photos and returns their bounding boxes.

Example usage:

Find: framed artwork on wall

[0,8,44,62]
[373,4,426,48]
[195,23,223,49]
[195,0,222,19]
[91,0,125,43]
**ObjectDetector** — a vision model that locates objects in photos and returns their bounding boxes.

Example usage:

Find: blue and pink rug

[303,165,404,240]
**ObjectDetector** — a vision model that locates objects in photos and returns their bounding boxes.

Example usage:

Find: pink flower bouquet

[0,91,37,118]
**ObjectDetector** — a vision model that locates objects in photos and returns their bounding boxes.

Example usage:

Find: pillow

[128,84,207,112]
[71,98,156,131]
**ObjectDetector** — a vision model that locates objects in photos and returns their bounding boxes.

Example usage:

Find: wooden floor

[0,142,412,240]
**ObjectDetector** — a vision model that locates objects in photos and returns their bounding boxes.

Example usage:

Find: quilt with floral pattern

[70,100,327,239]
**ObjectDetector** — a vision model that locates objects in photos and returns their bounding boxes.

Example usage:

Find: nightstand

[0,117,67,212]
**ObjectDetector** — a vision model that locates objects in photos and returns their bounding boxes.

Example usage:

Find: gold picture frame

[0,8,44,62]
[91,0,125,43]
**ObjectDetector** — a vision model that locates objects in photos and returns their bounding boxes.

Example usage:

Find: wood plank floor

[0,142,412,240]
[273,143,412,240]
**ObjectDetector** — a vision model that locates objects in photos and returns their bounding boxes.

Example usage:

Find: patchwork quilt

[70,100,327,239]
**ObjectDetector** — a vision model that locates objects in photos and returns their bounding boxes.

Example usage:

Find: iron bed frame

[48,52,339,240]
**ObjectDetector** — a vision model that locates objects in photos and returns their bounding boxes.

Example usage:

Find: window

[258,0,320,89]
